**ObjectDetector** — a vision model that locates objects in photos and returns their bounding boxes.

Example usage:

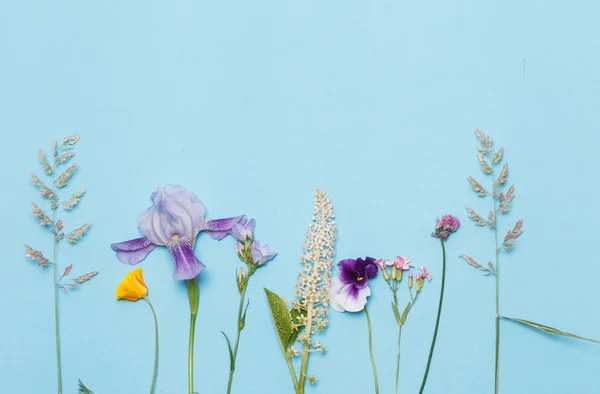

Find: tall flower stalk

[115,268,159,393]
[419,215,459,394]
[329,257,379,392]
[377,257,430,394]
[223,218,277,393]
[187,277,199,394]
[461,130,598,394]
[25,136,98,394]
[265,190,336,394]
[461,130,520,394]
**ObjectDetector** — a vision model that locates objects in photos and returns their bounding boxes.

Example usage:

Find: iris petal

[168,237,207,280]
[111,237,157,265]
[204,216,245,240]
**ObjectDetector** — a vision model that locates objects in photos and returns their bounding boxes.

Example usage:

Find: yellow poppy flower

[116,268,148,301]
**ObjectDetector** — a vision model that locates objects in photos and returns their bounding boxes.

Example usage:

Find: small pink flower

[374,259,386,270]
[420,266,433,281]
[432,214,460,241]
[415,272,422,281]
[385,259,395,266]
[393,256,413,270]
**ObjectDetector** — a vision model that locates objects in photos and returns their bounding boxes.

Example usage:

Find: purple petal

[231,224,245,242]
[138,185,206,244]
[111,237,157,265]
[250,241,277,265]
[167,237,206,280]
[337,259,358,285]
[204,216,246,240]
[363,257,378,279]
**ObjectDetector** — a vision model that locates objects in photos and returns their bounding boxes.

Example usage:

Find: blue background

[1,1,599,393]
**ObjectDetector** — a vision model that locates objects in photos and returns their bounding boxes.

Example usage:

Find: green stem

[419,239,446,394]
[286,356,299,392]
[493,185,500,394]
[187,278,199,394]
[394,324,402,394]
[144,297,159,394]
[226,283,248,394]
[364,306,379,394]
[52,169,62,394]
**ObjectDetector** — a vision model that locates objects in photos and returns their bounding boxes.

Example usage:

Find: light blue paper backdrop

[1,1,599,393]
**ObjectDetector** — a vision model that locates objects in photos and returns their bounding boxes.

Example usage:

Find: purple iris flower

[250,241,277,266]
[329,257,378,312]
[111,185,244,280]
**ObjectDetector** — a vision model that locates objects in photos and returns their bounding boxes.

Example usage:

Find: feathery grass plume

[54,163,77,188]
[461,130,596,394]
[265,190,337,394]
[62,188,85,210]
[55,151,75,166]
[25,135,97,394]
[66,223,91,243]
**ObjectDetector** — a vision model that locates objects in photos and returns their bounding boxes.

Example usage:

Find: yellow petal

[116,268,148,301]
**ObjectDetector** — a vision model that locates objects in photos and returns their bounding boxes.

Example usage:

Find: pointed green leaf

[501,316,600,343]
[239,299,250,331]
[400,302,411,325]
[78,380,95,394]
[221,331,235,369]
[289,303,307,346]
[391,302,402,326]
[264,288,293,354]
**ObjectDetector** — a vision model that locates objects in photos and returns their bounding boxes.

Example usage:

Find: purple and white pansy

[329,257,378,312]
[111,185,245,280]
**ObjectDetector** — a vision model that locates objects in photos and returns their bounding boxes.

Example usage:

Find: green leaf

[391,302,402,326]
[264,288,293,354]
[501,316,600,343]
[400,302,411,325]
[221,331,235,369]
[78,380,95,394]
[239,299,250,331]
[289,304,307,346]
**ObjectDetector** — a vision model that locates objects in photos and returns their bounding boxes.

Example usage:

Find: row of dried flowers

[25,132,597,394]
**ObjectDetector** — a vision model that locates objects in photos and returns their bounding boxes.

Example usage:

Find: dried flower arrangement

[25,135,98,394]
[265,190,337,394]
[460,130,598,394]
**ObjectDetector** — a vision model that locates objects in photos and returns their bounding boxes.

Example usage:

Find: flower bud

[391,266,398,281]
[381,268,390,281]
[236,267,248,294]
[395,269,403,282]
[408,271,413,289]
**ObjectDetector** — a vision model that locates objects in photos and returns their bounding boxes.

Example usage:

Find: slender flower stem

[226,283,248,394]
[364,306,379,394]
[419,239,446,394]
[394,324,402,394]
[144,297,159,394]
[187,278,199,394]
[51,169,62,394]
[297,303,313,394]
[492,168,500,394]
[286,356,299,392]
